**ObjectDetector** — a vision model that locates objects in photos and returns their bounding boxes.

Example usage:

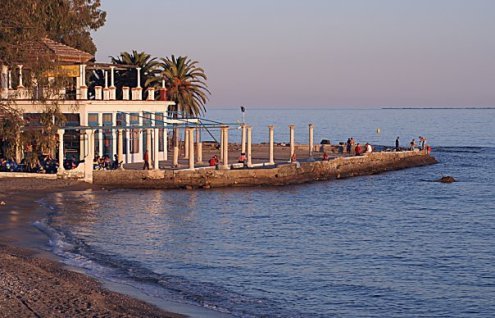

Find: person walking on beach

[395,137,400,151]
[143,150,150,170]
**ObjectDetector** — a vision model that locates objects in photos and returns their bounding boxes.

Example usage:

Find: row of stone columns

[56,123,316,176]
[1,64,23,99]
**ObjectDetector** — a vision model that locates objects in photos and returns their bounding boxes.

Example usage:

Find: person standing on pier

[143,150,150,170]
[410,139,416,150]
[395,137,400,151]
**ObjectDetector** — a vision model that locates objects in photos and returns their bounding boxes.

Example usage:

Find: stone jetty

[94,150,437,189]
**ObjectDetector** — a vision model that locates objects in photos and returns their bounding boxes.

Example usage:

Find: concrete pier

[93,150,437,189]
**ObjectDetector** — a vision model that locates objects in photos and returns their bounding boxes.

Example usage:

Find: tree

[160,55,210,118]
[0,0,106,160]
[0,0,106,56]
[108,51,161,99]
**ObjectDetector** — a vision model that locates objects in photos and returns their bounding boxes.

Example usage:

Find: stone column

[8,70,12,89]
[184,128,190,159]
[117,129,124,169]
[153,128,160,169]
[98,114,103,157]
[247,125,253,167]
[146,128,153,167]
[241,124,246,154]
[289,124,295,160]
[57,129,65,173]
[109,66,116,100]
[268,125,275,165]
[196,128,203,164]
[163,127,168,162]
[112,113,117,158]
[173,127,179,167]
[83,130,95,183]
[81,64,88,100]
[220,127,225,162]
[188,128,195,170]
[18,65,23,87]
[136,67,141,88]
[222,126,229,169]
[103,71,110,100]
[308,123,314,158]
[82,64,86,86]
[1,65,8,98]
[125,113,130,163]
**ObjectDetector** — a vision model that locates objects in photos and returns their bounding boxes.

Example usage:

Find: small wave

[431,146,493,153]
[33,218,299,317]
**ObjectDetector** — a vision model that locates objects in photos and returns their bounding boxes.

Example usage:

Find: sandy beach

[0,178,183,318]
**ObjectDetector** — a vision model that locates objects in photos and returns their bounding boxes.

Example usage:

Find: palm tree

[160,55,210,118]
[110,51,161,98]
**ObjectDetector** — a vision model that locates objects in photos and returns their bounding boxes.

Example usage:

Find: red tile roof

[22,38,94,64]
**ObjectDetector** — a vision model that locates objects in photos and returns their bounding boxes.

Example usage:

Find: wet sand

[0,178,183,318]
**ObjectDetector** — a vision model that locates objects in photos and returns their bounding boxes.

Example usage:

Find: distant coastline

[382,107,495,109]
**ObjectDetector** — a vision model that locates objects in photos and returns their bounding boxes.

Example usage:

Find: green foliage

[0,0,105,160]
[0,0,106,57]
[160,55,210,117]
[107,51,161,98]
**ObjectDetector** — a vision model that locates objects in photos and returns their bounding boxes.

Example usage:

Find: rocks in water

[438,176,456,183]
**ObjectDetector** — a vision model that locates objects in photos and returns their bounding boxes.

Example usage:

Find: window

[102,113,113,156]
[88,113,99,155]
[142,112,152,152]
[130,113,139,154]
[116,113,127,154]
[156,113,165,151]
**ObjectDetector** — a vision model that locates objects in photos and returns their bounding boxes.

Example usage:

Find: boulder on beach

[437,176,456,183]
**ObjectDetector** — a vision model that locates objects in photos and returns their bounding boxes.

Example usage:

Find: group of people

[395,136,429,152]
[94,154,120,170]
[0,154,59,174]
[345,137,373,156]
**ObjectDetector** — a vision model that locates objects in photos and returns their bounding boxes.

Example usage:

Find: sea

[33,108,495,317]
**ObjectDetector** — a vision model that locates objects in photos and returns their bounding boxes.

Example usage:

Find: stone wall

[93,150,437,189]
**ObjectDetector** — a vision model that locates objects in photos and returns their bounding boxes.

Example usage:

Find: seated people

[365,143,373,153]
[238,152,247,164]
[209,155,219,166]
[355,143,363,156]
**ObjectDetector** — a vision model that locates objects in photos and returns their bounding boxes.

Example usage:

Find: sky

[93,0,495,108]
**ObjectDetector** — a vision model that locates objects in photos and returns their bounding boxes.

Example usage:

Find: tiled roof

[22,37,94,64]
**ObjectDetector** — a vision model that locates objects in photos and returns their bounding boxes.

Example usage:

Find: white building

[0,38,191,166]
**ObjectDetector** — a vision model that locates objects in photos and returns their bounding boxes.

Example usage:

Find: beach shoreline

[0,178,186,318]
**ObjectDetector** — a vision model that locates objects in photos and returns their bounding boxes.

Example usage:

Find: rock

[438,176,456,183]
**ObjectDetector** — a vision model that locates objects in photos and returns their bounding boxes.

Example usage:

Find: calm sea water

[37,108,495,317]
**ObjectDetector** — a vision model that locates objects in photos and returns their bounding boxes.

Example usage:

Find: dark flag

[240,106,245,113]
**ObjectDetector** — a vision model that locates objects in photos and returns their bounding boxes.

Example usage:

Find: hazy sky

[93,0,495,108]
